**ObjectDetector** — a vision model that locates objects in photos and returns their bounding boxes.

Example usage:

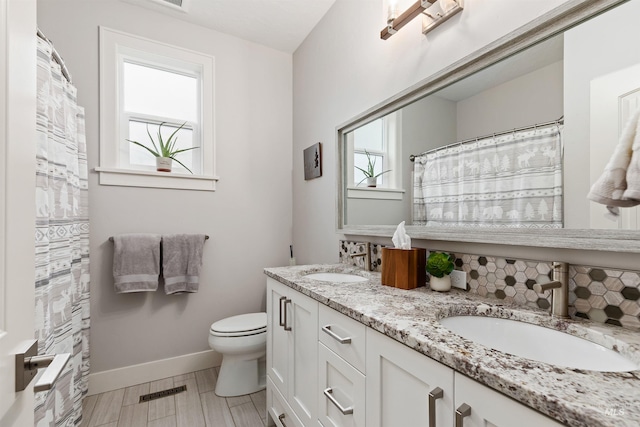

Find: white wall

[456,61,563,140]
[38,0,292,376]
[292,0,640,270]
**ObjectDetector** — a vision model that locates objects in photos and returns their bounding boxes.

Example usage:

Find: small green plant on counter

[426,252,454,278]
[127,122,198,174]
[355,150,391,185]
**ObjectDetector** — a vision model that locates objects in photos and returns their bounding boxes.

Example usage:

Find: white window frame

[97,27,217,191]
[347,112,404,200]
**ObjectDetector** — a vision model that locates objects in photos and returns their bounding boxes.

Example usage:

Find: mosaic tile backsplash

[339,240,640,330]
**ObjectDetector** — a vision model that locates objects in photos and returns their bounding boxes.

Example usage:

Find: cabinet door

[318,343,366,427]
[267,278,290,398]
[366,328,454,427]
[288,289,319,426]
[454,374,564,427]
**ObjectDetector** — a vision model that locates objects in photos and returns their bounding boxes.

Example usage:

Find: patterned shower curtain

[413,124,563,228]
[34,36,90,426]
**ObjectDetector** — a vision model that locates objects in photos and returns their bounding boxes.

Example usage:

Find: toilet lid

[210,312,267,336]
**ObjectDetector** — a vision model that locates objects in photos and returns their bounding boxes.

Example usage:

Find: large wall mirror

[337,0,640,253]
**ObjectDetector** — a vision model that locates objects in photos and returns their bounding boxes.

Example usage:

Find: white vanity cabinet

[454,374,564,427]
[267,278,319,426]
[267,278,565,427]
[366,328,563,427]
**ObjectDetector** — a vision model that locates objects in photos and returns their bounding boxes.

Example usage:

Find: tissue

[392,221,411,249]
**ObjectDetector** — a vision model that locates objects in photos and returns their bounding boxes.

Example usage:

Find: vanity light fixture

[381,0,463,40]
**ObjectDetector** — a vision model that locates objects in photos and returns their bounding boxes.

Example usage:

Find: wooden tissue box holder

[381,247,426,290]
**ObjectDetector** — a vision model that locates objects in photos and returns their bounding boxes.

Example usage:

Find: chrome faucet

[533,262,569,318]
[350,242,371,271]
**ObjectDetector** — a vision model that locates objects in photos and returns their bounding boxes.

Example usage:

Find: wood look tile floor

[82,367,267,427]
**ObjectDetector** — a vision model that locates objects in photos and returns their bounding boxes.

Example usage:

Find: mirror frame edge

[336,0,639,253]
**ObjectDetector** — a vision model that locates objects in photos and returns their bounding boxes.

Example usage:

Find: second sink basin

[304,272,368,283]
[439,315,639,372]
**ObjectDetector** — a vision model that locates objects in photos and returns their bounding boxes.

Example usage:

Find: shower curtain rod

[36,28,72,83]
[409,116,564,162]
[108,235,210,242]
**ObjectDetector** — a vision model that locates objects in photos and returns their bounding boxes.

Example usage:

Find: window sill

[347,187,405,200]
[94,167,219,191]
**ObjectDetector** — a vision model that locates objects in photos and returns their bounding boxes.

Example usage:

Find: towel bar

[109,235,209,242]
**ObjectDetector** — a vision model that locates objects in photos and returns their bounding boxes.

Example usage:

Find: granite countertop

[264,264,640,427]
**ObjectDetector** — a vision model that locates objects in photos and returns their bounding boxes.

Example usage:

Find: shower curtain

[413,124,563,228]
[34,36,90,426]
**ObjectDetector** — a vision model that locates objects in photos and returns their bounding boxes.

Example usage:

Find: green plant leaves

[127,121,199,174]
[426,252,455,278]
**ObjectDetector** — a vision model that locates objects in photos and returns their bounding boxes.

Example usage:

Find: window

[98,27,216,190]
[353,118,388,186]
[346,112,403,200]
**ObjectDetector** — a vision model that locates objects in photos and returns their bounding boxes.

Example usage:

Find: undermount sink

[304,272,368,283]
[439,315,639,372]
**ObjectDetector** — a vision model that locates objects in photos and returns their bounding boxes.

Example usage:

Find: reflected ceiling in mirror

[337,0,640,252]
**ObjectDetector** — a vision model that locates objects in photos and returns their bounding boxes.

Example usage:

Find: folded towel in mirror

[112,233,161,293]
[162,234,206,295]
[588,108,640,211]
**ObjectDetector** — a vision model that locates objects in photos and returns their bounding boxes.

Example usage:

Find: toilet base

[215,355,266,397]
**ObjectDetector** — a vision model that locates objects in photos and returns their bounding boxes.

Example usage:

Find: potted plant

[426,251,455,292]
[355,150,391,187]
[127,122,198,173]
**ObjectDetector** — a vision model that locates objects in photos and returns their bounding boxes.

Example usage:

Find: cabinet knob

[283,298,292,331]
[279,296,287,327]
[323,387,354,415]
[455,403,472,427]
[428,387,443,427]
[322,325,352,344]
[278,413,288,427]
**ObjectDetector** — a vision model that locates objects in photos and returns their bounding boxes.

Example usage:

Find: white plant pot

[430,275,451,292]
[366,177,377,187]
[156,157,173,172]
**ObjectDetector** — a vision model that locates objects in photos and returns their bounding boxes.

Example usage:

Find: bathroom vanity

[264,265,640,427]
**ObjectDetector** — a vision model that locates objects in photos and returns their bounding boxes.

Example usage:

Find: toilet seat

[210,312,267,337]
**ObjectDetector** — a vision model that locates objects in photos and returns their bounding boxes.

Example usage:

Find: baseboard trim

[88,350,222,396]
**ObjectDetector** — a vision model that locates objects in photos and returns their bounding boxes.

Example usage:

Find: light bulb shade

[387,0,399,23]
[439,0,458,14]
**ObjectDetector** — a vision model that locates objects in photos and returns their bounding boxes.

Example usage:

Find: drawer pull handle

[278,296,286,327]
[283,298,292,331]
[323,387,354,415]
[322,325,352,344]
[455,403,471,427]
[278,413,288,427]
[428,387,443,427]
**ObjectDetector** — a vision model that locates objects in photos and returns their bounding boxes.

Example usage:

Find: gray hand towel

[113,233,161,293]
[162,234,206,295]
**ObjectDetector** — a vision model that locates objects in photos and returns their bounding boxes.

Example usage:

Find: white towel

[623,114,640,200]
[162,234,206,295]
[112,234,161,293]
[588,108,640,209]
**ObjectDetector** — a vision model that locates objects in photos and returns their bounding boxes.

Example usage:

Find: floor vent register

[139,385,187,403]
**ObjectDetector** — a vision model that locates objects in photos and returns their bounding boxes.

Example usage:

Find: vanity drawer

[318,343,366,427]
[267,378,304,427]
[319,304,366,373]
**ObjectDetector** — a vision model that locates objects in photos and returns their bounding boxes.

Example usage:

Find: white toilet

[208,312,267,397]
